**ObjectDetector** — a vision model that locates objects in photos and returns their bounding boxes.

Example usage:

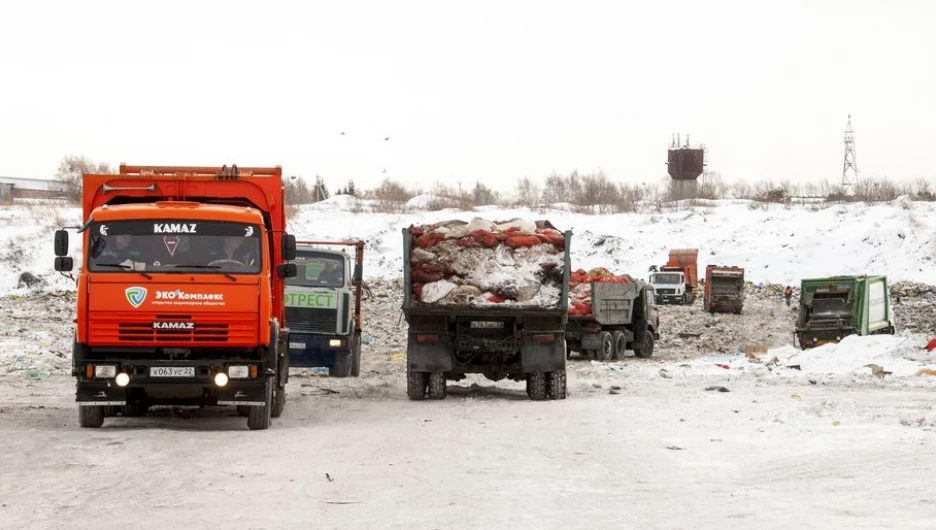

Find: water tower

[667,134,705,200]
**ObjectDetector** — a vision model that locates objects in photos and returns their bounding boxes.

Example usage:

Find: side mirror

[277,263,297,279]
[54,230,69,256]
[54,256,74,272]
[281,234,296,261]
[353,263,363,285]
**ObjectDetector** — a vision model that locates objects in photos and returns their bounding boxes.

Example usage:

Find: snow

[2,199,936,527]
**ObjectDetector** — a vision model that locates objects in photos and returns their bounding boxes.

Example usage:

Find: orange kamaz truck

[53,164,297,430]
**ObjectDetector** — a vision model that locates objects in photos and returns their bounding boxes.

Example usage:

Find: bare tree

[514,177,541,208]
[55,155,112,203]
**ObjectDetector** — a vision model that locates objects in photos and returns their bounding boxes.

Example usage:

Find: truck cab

[649,271,687,304]
[285,242,363,377]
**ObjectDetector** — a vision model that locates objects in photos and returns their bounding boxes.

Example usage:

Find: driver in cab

[206,236,256,267]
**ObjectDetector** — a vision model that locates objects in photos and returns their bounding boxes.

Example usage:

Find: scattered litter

[704,386,730,393]
[659,368,672,379]
[666,445,684,451]
[714,363,730,370]
[915,368,936,377]
[362,334,376,345]
[325,473,334,482]
[786,364,801,370]
[791,392,802,400]
[864,364,892,378]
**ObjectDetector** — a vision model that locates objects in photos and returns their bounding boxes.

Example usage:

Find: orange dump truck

[703,265,745,314]
[648,248,699,305]
[53,164,297,430]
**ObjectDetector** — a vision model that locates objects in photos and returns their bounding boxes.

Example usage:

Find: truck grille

[286,307,337,334]
[657,288,677,295]
[89,314,256,346]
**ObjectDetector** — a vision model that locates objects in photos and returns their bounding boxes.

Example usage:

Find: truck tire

[351,335,361,377]
[428,372,447,400]
[528,372,547,401]
[682,292,691,305]
[598,331,613,361]
[247,381,272,430]
[331,351,352,378]
[407,369,428,400]
[547,371,567,400]
[78,405,104,428]
[272,381,286,419]
[611,331,627,360]
[634,330,655,359]
[122,401,146,417]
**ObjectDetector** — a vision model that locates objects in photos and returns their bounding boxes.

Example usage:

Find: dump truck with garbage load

[285,240,364,377]
[649,248,699,305]
[53,164,297,430]
[795,275,896,349]
[402,218,571,400]
[703,265,745,314]
[565,269,660,360]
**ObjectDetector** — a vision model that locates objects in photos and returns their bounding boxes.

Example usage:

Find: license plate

[150,366,195,377]
[289,342,306,349]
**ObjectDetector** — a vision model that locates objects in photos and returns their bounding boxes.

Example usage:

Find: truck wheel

[351,335,361,377]
[247,381,272,430]
[634,331,655,359]
[598,331,613,361]
[406,369,428,400]
[78,405,104,428]
[331,351,352,378]
[428,372,447,400]
[611,331,626,360]
[547,371,567,400]
[528,373,547,401]
[271,380,286,419]
[682,292,691,305]
[122,401,146,417]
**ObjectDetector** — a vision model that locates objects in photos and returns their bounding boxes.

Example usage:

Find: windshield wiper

[164,264,237,281]
[96,263,152,280]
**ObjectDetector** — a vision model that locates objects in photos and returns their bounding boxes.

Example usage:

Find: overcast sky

[1,0,933,192]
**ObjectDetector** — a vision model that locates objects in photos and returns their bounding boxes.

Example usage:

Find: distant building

[0,176,67,200]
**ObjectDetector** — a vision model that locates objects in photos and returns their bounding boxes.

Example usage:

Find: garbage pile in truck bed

[408,218,565,308]
[568,267,635,317]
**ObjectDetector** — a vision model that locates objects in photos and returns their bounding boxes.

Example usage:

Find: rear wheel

[247,380,272,430]
[597,331,613,361]
[406,369,428,400]
[271,379,286,418]
[528,372,547,401]
[331,351,352,378]
[634,330,655,359]
[428,372,447,400]
[351,335,361,377]
[611,331,627,360]
[78,405,104,428]
[547,371,567,400]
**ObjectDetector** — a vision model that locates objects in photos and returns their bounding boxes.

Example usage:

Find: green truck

[795,275,896,349]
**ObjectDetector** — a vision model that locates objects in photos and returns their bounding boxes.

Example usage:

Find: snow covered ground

[1,198,936,528]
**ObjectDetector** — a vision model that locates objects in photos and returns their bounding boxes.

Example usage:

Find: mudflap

[520,335,565,373]
[406,333,453,373]
[76,382,126,406]
[217,381,270,407]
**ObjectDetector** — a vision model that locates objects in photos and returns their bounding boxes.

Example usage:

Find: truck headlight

[214,372,229,387]
[115,373,131,387]
[94,365,117,378]
[329,339,345,348]
[228,366,250,379]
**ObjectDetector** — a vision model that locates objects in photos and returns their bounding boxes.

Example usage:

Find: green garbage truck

[794,275,896,349]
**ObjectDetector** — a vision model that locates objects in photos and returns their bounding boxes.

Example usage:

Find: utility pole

[842,115,858,195]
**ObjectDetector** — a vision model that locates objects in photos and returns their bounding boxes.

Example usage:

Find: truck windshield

[288,251,345,288]
[650,273,682,285]
[87,220,262,274]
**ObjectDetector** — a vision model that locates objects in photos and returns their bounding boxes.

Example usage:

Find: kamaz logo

[154,223,197,234]
[153,322,195,330]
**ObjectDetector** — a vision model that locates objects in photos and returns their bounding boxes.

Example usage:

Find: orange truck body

[703,265,745,314]
[663,248,699,289]
[58,164,296,429]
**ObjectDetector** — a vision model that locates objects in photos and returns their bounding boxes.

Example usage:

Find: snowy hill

[2,197,935,295]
